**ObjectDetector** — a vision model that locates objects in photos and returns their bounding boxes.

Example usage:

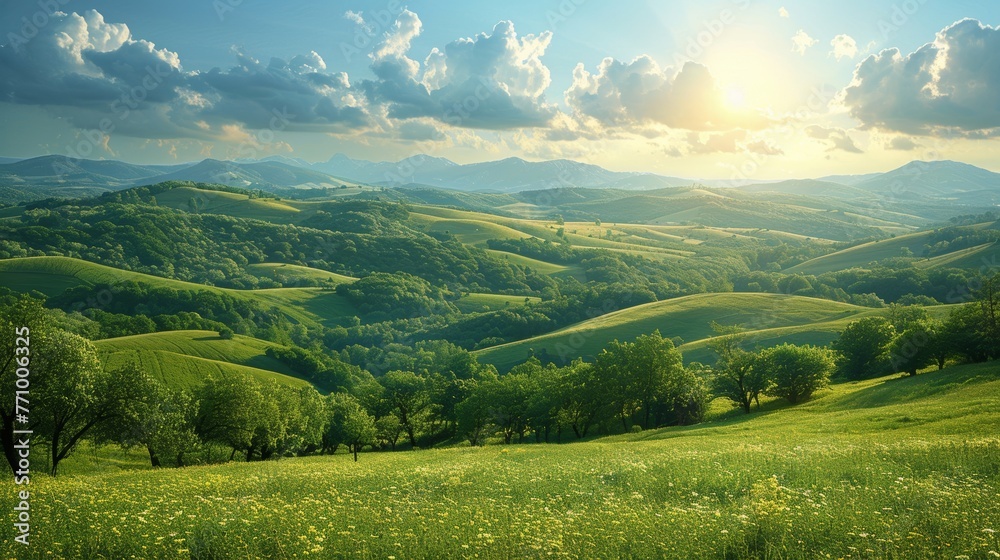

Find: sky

[1,0,998,180]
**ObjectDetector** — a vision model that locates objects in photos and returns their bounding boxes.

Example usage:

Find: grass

[785,227,993,275]
[423,218,533,246]
[94,330,313,390]
[0,256,359,329]
[152,187,304,223]
[475,293,868,372]
[454,293,540,313]
[246,263,357,286]
[4,361,999,558]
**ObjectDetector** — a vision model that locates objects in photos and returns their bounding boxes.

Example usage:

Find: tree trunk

[147,443,161,468]
[50,428,62,476]
[229,447,237,461]
[353,444,358,462]
[177,452,185,467]
[0,412,18,474]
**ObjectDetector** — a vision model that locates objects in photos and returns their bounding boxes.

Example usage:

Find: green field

[5,362,999,559]
[916,242,999,270]
[475,293,869,371]
[787,226,995,275]
[95,330,312,390]
[151,187,304,223]
[454,292,541,313]
[0,256,360,328]
[246,263,357,285]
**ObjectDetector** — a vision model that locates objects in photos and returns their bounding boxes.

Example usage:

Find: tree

[379,370,431,447]
[0,294,49,474]
[831,317,896,380]
[375,415,403,450]
[33,337,156,475]
[630,331,685,429]
[554,360,604,439]
[708,324,769,413]
[194,373,267,460]
[885,303,929,332]
[94,379,199,468]
[323,393,375,461]
[760,344,834,404]
[888,321,938,376]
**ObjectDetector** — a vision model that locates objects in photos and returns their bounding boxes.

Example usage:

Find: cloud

[0,9,371,141]
[805,125,862,153]
[359,15,556,129]
[830,34,858,60]
[564,56,767,132]
[686,130,749,154]
[884,136,920,151]
[792,30,818,55]
[841,19,1000,135]
[778,7,790,18]
[193,48,369,132]
[746,139,784,155]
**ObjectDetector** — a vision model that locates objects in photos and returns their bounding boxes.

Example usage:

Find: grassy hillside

[0,256,360,328]
[13,362,1000,558]
[245,262,357,285]
[150,186,303,223]
[454,293,541,313]
[786,226,996,275]
[475,293,868,371]
[915,241,999,270]
[95,330,312,390]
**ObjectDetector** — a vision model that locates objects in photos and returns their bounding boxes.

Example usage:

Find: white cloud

[805,125,862,153]
[830,34,858,60]
[778,7,790,18]
[842,19,1000,135]
[563,56,768,132]
[361,17,556,129]
[792,30,818,55]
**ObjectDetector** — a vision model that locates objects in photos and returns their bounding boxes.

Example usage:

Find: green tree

[95,380,199,468]
[378,370,431,447]
[888,321,938,376]
[33,336,155,475]
[194,373,267,461]
[708,324,769,413]
[760,344,834,404]
[0,294,49,474]
[323,393,376,461]
[831,317,896,380]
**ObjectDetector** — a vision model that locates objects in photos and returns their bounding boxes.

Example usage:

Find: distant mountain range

[1,154,999,207]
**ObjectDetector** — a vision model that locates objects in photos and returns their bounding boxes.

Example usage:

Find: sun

[725,86,747,109]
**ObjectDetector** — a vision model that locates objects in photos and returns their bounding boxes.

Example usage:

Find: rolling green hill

[0,256,360,328]
[150,186,304,223]
[785,231,942,275]
[915,241,999,270]
[95,330,313,390]
[26,361,1000,558]
[475,293,869,371]
[246,262,357,285]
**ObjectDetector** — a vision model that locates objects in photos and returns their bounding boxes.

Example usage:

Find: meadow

[3,362,998,559]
